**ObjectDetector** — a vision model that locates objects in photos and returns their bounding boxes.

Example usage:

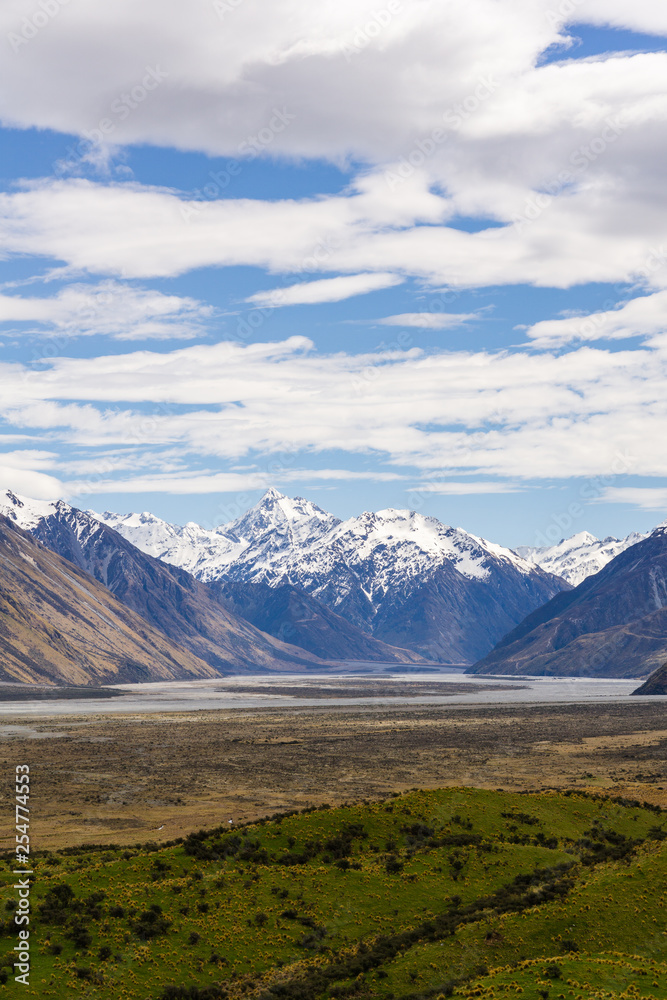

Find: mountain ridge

[516,529,647,586]
[0,491,345,674]
[93,489,569,663]
[0,490,423,668]
[0,515,216,685]
[471,523,667,678]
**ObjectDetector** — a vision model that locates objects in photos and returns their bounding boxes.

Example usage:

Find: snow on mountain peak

[517,528,647,586]
[0,489,61,530]
[89,491,545,591]
[252,488,336,523]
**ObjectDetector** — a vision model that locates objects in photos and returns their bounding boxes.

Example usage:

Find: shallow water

[0,669,662,718]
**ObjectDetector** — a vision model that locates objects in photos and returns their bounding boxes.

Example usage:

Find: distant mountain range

[6,486,666,684]
[472,522,667,679]
[0,490,422,670]
[0,515,215,685]
[516,530,647,586]
[94,488,567,663]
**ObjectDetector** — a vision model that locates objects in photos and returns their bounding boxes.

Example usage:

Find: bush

[130,905,171,940]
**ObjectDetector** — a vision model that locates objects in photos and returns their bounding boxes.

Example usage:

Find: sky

[1,0,667,548]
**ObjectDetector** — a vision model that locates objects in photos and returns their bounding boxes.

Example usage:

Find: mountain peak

[260,487,286,502]
[0,490,63,530]
[517,527,646,586]
[241,489,338,528]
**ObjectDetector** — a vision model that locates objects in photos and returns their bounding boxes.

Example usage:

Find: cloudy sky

[1,0,667,546]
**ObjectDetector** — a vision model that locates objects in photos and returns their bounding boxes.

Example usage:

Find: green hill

[2,788,666,998]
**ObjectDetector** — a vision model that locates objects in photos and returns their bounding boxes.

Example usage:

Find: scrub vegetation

[2,787,666,999]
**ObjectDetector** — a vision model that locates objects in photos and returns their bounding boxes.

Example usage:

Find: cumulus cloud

[0,1,561,160]
[0,5,666,297]
[1,0,665,163]
[246,273,403,308]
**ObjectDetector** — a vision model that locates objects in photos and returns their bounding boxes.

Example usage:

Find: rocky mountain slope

[0,515,216,685]
[632,661,667,695]
[517,530,646,586]
[472,522,667,678]
[209,579,424,663]
[0,491,344,674]
[95,489,568,663]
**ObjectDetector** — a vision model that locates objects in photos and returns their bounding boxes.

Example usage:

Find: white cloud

[4,174,667,296]
[0,1,563,160]
[1,0,665,165]
[526,289,667,347]
[377,312,477,329]
[2,2,667,501]
[0,450,64,499]
[246,273,403,308]
[594,486,667,511]
[2,335,667,485]
[409,481,524,495]
[0,5,666,298]
[568,2,667,36]
[65,466,404,497]
[0,280,213,340]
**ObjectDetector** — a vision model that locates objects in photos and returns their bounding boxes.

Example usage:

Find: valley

[2,697,666,851]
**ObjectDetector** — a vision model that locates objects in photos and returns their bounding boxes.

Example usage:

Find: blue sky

[1,1,667,547]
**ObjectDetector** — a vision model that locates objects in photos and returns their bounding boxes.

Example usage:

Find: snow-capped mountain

[97,488,340,583]
[0,489,338,672]
[474,522,667,679]
[94,488,568,663]
[0,489,423,666]
[97,487,536,586]
[516,530,647,586]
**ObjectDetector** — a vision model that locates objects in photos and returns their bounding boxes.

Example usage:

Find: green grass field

[2,787,666,998]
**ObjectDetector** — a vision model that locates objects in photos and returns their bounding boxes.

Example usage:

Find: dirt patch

[2,700,666,849]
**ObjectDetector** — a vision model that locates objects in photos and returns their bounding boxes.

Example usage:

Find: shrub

[130,904,171,940]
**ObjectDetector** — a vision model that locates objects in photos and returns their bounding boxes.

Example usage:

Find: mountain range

[95,488,567,663]
[0,515,216,685]
[5,486,667,685]
[472,521,667,679]
[0,490,422,670]
[516,530,647,586]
